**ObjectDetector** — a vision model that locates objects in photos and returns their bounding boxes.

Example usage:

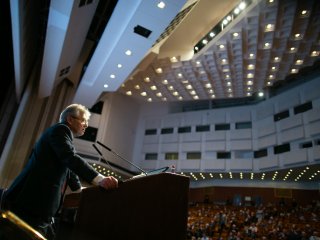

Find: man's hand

[98,176,118,189]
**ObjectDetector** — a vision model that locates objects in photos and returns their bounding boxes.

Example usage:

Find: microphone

[96,141,148,176]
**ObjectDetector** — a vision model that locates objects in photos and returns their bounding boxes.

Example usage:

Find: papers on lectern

[131,166,169,179]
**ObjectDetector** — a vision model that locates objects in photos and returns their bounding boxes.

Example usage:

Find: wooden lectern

[70,173,190,240]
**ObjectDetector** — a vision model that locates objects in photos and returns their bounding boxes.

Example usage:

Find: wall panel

[258,156,279,170]
[228,159,253,171]
[281,149,308,166]
[280,126,304,143]
[230,140,252,150]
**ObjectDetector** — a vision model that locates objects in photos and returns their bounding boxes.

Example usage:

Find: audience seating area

[186,200,320,240]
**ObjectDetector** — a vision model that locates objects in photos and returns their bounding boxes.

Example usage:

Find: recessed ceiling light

[249,53,255,59]
[134,85,140,89]
[170,57,178,63]
[311,51,319,57]
[294,33,302,39]
[274,57,280,62]
[155,68,163,74]
[144,77,150,82]
[202,39,208,45]
[193,96,199,100]
[265,24,274,32]
[104,84,108,88]
[233,32,239,38]
[239,2,246,10]
[141,92,147,96]
[247,73,254,78]
[117,64,122,68]
[248,64,255,70]
[125,50,132,56]
[295,59,303,65]
[157,1,165,9]
[289,47,296,52]
[168,85,174,91]
[300,10,309,17]
[162,97,167,101]
[150,85,157,90]
[162,79,168,84]
[110,74,115,78]
[156,92,162,97]
[173,91,179,96]
[126,91,132,96]
[147,98,152,102]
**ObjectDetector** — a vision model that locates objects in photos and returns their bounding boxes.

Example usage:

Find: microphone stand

[96,141,148,176]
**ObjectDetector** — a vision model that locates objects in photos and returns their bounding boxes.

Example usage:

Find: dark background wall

[189,186,319,205]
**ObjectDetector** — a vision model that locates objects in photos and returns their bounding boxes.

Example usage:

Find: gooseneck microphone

[96,141,148,176]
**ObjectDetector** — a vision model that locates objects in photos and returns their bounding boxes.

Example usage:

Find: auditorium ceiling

[11,0,320,106]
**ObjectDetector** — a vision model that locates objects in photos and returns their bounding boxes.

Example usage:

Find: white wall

[130,76,320,174]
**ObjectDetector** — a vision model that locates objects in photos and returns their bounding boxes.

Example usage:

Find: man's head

[60,104,91,137]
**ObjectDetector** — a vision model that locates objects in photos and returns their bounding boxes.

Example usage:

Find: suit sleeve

[68,170,82,191]
[48,124,99,184]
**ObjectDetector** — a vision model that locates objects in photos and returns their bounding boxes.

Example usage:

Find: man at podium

[3,104,118,239]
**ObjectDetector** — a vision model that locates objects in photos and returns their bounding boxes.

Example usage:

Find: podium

[70,173,190,240]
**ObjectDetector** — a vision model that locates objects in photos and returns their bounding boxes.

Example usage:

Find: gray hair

[59,103,91,123]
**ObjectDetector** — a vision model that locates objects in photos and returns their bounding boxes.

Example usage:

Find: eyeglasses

[71,116,88,125]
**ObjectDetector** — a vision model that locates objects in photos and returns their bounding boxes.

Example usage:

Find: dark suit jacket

[5,123,98,221]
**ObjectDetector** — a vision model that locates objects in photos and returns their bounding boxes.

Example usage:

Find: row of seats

[186,200,320,240]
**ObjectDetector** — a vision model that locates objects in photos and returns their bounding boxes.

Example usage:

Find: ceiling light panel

[117,0,320,102]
